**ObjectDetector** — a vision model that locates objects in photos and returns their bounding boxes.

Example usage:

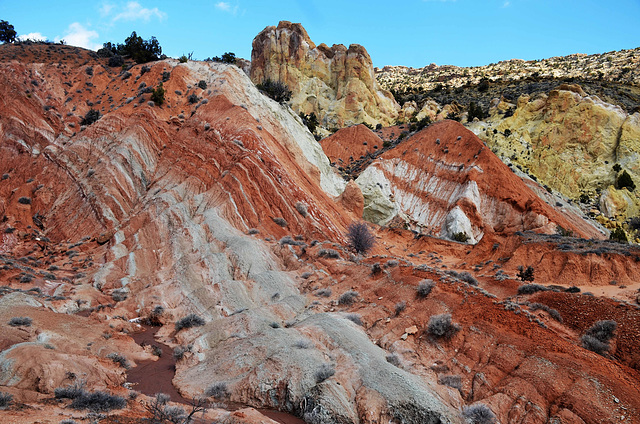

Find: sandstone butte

[250,21,400,130]
[0,38,640,424]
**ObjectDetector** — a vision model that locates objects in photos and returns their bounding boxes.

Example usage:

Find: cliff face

[470,85,640,221]
[250,21,399,129]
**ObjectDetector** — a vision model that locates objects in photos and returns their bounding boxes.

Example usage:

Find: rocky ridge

[1,39,640,424]
[377,47,640,95]
[250,21,399,131]
[373,46,640,239]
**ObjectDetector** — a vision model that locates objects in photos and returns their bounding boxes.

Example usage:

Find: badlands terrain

[0,21,640,424]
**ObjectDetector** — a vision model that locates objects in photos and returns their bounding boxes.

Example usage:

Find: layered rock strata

[251,21,400,129]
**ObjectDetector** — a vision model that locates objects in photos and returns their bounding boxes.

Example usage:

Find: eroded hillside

[0,40,640,424]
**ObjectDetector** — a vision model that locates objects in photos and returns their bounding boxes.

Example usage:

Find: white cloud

[215,2,231,11]
[215,1,239,14]
[18,32,48,42]
[502,1,511,7]
[55,23,101,50]
[110,1,167,22]
[100,3,115,16]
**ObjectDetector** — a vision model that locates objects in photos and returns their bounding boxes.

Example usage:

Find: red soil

[320,124,383,165]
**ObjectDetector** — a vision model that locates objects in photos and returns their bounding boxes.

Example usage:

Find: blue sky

[2,0,639,68]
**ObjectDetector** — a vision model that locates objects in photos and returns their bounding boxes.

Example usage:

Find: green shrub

[81,109,100,126]
[528,303,563,323]
[17,197,32,205]
[517,265,535,282]
[581,335,609,355]
[417,280,435,298]
[438,375,462,390]
[205,382,229,399]
[70,390,126,412]
[118,31,162,64]
[56,381,125,412]
[295,201,308,217]
[452,232,469,243]
[106,353,130,369]
[8,316,32,327]
[457,271,478,286]
[178,55,188,63]
[0,391,13,409]
[55,381,86,400]
[197,80,207,90]
[315,288,332,297]
[107,55,124,67]
[97,41,117,57]
[338,290,359,305]
[582,320,617,354]
[517,284,547,295]
[318,248,340,259]
[187,93,199,104]
[345,313,363,326]
[314,363,335,383]
[151,83,165,105]
[207,52,237,64]
[385,353,400,367]
[609,227,628,243]
[0,20,17,44]
[272,217,287,227]
[300,112,319,134]
[462,403,496,424]
[256,79,291,104]
[616,170,636,191]
[468,102,484,121]
[628,217,640,231]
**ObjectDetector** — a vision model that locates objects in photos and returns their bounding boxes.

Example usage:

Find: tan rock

[251,21,400,129]
[599,186,640,219]
[404,325,419,335]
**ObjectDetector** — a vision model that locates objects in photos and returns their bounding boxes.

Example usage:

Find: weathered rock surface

[354,120,605,242]
[251,21,399,129]
[0,43,458,423]
[470,85,640,219]
[320,124,383,166]
[2,42,640,424]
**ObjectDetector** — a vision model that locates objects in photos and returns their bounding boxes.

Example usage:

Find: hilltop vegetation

[378,48,640,114]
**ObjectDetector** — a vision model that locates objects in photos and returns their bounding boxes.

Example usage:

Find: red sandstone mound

[320,124,384,166]
[355,120,605,242]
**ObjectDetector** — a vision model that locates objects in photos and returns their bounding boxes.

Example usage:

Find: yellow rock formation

[250,21,399,129]
[473,85,640,218]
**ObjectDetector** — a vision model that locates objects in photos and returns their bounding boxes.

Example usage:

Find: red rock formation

[1,43,639,424]
[320,124,384,166]
[354,120,605,242]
